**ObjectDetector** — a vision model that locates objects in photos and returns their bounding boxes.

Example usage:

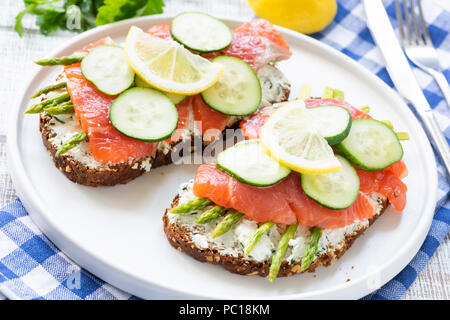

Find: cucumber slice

[301,156,359,209]
[201,56,261,116]
[307,106,352,145]
[171,12,232,53]
[217,141,291,186]
[110,87,178,142]
[134,76,186,105]
[335,119,403,171]
[81,45,134,95]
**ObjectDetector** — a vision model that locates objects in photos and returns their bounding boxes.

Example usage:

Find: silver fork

[395,0,450,107]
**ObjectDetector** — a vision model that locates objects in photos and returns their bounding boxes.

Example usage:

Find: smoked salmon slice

[238,98,407,216]
[147,19,292,71]
[165,97,192,144]
[64,38,157,164]
[191,95,230,139]
[356,165,407,211]
[146,24,172,40]
[193,164,381,229]
[205,18,292,70]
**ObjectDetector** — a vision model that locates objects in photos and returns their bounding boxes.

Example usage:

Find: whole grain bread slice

[39,65,290,187]
[163,193,388,278]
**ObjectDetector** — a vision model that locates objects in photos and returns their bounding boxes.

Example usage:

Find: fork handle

[419,109,450,179]
[428,70,450,108]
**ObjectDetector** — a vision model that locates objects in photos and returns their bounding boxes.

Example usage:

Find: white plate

[8,16,437,300]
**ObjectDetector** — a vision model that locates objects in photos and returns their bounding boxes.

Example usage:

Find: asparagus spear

[212,211,244,238]
[24,92,70,114]
[169,198,212,214]
[322,86,334,99]
[196,205,227,224]
[300,227,322,272]
[35,55,86,66]
[30,82,67,99]
[244,222,275,256]
[332,88,344,100]
[55,132,87,156]
[44,101,74,115]
[268,223,298,282]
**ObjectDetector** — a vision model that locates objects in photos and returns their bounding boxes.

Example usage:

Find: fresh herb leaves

[15,0,165,37]
[96,0,164,25]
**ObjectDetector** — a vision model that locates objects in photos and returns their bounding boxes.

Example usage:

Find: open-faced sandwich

[26,13,292,186]
[164,87,409,281]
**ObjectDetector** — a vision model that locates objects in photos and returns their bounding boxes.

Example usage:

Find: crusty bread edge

[163,194,388,278]
[40,115,155,187]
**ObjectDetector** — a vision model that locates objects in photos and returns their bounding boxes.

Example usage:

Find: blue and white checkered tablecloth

[0,0,448,300]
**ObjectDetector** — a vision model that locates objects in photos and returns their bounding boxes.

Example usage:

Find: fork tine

[402,0,414,45]
[395,0,407,46]
[417,0,433,46]
[409,0,424,45]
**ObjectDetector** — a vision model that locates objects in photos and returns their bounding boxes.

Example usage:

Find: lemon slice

[124,26,224,95]
[260,100,342,174]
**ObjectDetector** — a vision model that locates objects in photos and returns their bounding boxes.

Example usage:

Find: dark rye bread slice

[39,65,291,187]
[40,114,155,186]
[163,194,388,278]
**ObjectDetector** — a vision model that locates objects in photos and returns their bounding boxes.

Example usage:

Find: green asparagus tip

[244,222,275,256]
[30,82,67,99]
[35,55,85,66]
[44,101,74,115]
[55,131,87,156]
[169,198,212,214]
[195,205,226,224]
[24,106,41,114]
[211,211,243,238]
[24,91,70,114]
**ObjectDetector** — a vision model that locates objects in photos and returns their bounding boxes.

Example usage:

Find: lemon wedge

[124,26,224,95]
[260,100,342,174]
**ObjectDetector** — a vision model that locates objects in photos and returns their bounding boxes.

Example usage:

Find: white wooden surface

[0,0,448,300]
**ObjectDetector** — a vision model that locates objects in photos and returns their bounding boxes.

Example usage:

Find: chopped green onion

[298,83,312,100]
[332,89,344,100]
[396,132,410,140]
[322,86,334,99]
[381,120,394,129]
[360,106,370,113]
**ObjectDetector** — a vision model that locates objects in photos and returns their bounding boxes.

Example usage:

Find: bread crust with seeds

[163,194,388,278]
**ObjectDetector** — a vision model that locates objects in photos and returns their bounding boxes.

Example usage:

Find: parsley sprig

[15,0,165,37]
